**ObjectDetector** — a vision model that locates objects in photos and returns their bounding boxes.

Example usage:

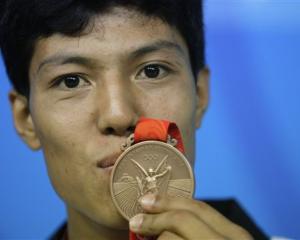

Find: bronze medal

[110,139,194,220]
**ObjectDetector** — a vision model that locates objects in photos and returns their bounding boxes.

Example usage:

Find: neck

[67,207,128,240]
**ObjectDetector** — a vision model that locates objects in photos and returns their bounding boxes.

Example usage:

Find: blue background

[1,1,299,239]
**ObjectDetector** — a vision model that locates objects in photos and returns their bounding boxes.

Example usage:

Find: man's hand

[129,193,253,240]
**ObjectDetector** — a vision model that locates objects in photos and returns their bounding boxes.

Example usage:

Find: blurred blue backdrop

[1,1,299,239]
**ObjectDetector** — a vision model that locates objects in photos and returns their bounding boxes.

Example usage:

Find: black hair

[0,0,205,97]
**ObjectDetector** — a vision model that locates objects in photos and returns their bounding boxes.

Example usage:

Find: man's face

[24,7,206,229]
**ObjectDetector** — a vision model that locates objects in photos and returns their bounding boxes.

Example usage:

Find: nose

[97,81,139,136]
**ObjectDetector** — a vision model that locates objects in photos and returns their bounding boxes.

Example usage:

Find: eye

[53,74,90,89]
[136,64,169,80]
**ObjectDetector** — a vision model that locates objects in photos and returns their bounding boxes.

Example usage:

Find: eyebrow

[37,55,96,74]
[128,40,186,60]
[36,40,186,74]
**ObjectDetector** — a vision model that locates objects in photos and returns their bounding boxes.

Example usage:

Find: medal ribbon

[134,117,185,154]
[130,117,185,240]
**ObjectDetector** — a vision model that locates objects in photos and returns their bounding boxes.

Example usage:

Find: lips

[97,152,122,169]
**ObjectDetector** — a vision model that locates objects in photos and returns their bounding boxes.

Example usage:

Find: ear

[195,67,210,129]
[9,91,41,150]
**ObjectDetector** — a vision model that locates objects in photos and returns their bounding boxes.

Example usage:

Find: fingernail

[140,194,156,207]
[130,214,143,230]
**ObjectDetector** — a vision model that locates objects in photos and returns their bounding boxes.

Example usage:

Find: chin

[87,200,129,230]
[94,211,129,230]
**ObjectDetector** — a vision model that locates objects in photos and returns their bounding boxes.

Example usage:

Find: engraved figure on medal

[131,154,172,195]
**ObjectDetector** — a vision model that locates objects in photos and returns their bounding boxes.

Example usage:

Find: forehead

[30,7,189,75]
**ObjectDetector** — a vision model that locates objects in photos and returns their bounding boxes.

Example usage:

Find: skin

[9,7,252,240]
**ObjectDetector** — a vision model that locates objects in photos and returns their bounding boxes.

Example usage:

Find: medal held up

[110,117,195,220]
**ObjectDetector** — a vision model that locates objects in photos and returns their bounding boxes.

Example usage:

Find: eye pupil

[144,65,160,78]
[64,76,80,88]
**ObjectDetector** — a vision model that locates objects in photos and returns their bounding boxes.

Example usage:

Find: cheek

[33,108,84,154]
[30,91,95,152]
[29,95,97,191]
[147,83,196,128]
[150,81,196,163]
[142,81,197,155]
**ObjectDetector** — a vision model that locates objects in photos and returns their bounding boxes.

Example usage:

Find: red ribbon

[134,117,185,154]
[130,117,185,240]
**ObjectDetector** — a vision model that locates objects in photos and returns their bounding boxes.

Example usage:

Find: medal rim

[110,140,195,220]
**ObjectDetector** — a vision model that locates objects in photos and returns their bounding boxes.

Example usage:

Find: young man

[1,0,267,239]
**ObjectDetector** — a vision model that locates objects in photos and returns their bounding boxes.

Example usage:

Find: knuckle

[170,209,190,222]
[143,215,157,233]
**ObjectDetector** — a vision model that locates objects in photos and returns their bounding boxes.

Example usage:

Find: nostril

[127,126,135,133]
[105,127,114,135]
[102,123,136,136]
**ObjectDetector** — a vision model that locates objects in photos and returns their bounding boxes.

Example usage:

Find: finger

[129,211,223,239]
[157,231,183,240]
[139,194,253,239]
